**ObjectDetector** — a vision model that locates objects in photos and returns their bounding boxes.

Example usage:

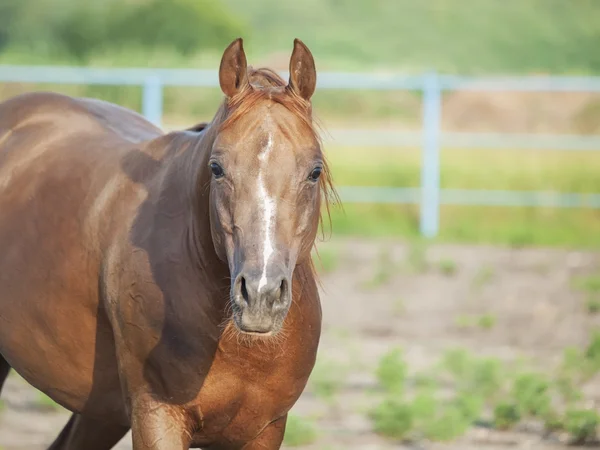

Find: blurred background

[1,0,600,449]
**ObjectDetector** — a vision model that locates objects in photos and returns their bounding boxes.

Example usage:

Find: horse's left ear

[288,38,316,101]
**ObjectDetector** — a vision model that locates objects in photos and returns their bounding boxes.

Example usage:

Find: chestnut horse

[0,38,336,449]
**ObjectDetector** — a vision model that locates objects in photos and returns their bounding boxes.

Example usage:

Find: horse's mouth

[230,310,283,337]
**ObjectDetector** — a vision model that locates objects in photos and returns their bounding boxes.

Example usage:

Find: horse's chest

[191,354,309,446]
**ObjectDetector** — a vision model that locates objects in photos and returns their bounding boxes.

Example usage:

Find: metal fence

[0,65,599,237]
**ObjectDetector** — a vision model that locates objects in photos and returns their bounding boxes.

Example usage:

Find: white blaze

[257,128,276,292]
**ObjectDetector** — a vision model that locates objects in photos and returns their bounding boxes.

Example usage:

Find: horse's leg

[47,413,129,450]
[0,353,11,393]
[130,399,192,450]
[241,415,287,450]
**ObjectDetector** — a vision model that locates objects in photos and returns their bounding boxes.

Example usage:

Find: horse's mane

[209,67,340,282]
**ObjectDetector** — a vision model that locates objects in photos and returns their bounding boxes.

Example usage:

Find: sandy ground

[1,237,599,449]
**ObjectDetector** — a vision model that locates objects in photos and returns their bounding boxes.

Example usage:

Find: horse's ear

[219,38,249,98]
[288,38,316,101]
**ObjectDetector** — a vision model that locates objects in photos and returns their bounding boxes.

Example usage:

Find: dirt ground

[1,237,599,449]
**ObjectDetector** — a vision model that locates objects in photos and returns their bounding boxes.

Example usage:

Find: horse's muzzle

[231,269,291,334]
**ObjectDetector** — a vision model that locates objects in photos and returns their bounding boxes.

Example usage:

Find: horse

[0,37,337,449]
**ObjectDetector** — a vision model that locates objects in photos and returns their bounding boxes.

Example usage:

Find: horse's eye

[210,162,224,179]
[308,167,322,182]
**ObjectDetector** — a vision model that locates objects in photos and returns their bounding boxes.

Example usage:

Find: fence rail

[0,65,598,237]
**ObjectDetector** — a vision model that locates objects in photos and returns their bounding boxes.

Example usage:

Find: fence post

[420,71,441,238]
[142,75,163,128]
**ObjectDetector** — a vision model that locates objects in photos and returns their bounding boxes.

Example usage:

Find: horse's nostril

[240,276,249,304]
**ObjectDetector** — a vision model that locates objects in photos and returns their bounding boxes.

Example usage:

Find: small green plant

[369,398,414,441]
[584,329,600,375]
[543,410,565,433]
[586,297,600,314]
[440,348,474,380]
[452,391,484,423]
[283,414,318,447]
[376,347,408,394]
[455,315,474,330]
[564,408,600,445]
[438,259,457,276]
[469,357,503,401]
[511,372,551,418]
[493,402,521,430]
[423,405,471,442]
[477,314,496,330]
[410,388,437,427]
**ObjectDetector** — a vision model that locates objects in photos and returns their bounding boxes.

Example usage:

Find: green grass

[477,314,496,330]
[323,146,600,248]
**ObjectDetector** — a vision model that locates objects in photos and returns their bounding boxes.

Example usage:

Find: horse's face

[209,39,322,336]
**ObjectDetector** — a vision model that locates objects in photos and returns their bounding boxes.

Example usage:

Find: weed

[493,402,521,430]
[455,315,474,330]
[453,391,484,423]
[586,297,600,314]
[369,398,413,441]
[423,406,471,442]
[511,372,551,418]
[438,259,457,276]
[477,314,496,330]
[376,347,408,395]
[564,408,600,445]
[440,348,473,380]
[283,414,318,447]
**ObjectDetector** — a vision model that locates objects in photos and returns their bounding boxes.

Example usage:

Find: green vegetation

[224,0,600,75]
[325,146,600,248]
[283,414,318,447]
[1,0,599,74]
[454,314,496,331]
[364,332,600,445]
[586,297,600,314]
[437,259,457,276]
[477,314,496,330]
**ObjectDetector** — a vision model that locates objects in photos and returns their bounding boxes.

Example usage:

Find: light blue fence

[0,65,599,237]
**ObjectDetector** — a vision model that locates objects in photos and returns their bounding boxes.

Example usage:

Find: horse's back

[0,91,160,416]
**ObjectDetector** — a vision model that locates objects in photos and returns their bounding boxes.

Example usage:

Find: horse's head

[208,38,331,336]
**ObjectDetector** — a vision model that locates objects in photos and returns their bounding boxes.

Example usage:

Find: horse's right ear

[219,38,249,98]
